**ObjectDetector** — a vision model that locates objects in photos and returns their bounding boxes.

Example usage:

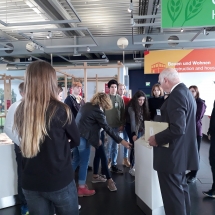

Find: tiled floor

[0,137,214,215]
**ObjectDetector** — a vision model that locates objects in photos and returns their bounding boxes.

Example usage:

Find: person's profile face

[73,86,82,95]
[138,96,145,106]
[189,88,197,98]
[118,86,125,96]
[58,92,63,101]
[109,84,117,95]
[153,87,161,98]
[158,76,168,93]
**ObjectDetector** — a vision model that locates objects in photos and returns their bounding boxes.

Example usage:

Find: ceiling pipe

[65,0,82,22]
[57,55,109,64]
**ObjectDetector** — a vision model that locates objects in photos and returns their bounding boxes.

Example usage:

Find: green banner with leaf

[162,0,215,28]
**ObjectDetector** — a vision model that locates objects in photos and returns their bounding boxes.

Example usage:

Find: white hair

[159,68,180,84]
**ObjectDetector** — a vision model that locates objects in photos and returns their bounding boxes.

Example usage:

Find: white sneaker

[129,168,135,176]
[79,205,81,210]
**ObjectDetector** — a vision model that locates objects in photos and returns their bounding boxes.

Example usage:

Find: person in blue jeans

[118,83,131,168]
[74,92,131,196]
[125,90,150,176]
[104,80,125,174]
[13,61,80,215]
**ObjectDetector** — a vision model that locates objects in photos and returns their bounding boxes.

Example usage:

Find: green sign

[146,82,150,86]
[162,0,215,28]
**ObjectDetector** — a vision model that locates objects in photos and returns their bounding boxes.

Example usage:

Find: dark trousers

[93,130,111,179]
[125,123,143,168]
[189,135,202,177]
[14,144,27,205]
[157,171,190,215]
[209,135,215,190]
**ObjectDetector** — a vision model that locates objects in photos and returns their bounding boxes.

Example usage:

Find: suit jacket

[154,83,199,173]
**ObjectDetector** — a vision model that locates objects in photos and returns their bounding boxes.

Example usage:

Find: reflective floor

[0,137,214,215]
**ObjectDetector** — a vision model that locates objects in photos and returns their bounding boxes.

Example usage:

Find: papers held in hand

[144,121,169,148]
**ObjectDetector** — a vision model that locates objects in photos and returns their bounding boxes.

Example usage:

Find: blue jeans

[22,181,79,215]
[105,127,119,166]
[72,137,91,185]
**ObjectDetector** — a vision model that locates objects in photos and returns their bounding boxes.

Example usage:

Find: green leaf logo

[167,0,183,26]
[182,0,206,26]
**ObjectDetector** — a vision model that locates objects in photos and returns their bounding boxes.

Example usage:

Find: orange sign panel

[144,49,215,74]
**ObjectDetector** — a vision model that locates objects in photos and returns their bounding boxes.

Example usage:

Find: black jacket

[22,102,80,192]
[148,96,165,120]
[208,100,215,136]
[64,95,85,118]
[76,102,122,148]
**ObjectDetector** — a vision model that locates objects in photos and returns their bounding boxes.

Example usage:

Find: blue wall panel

[129,69,159,97]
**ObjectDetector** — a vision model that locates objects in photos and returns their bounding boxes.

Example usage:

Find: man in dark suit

[148,68,199,215]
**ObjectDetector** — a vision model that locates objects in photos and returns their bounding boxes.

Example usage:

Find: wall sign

[144,49,215,74]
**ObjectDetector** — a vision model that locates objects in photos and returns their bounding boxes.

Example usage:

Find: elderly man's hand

[148,135,158,147]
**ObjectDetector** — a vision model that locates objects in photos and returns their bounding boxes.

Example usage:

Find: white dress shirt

[4,100,21,146]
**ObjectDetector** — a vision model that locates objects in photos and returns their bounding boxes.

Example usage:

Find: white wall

[179,72,215,115]
[179,72,215,135]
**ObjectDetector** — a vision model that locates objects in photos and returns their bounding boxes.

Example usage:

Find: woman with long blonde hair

[74,92,131,194]
[14,61,80,215]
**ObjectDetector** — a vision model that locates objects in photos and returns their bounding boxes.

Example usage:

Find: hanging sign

[162,0,215,28]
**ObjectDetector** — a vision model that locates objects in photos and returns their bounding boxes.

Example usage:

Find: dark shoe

[111,165,123,174]
[203,189,215,198]
[88,166,93,171]
[187,176,197,183]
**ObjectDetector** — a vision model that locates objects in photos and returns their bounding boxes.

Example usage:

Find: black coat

[148,96,165,120]
[64,95,85,118]
[208,100,215,137]
[75,102,122,148]
[154,83,199,173]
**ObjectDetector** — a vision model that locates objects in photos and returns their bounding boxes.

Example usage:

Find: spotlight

[128,2,133,13]
[87,46,90,52]
[203,28,209,36]
[39,46,44,51]
[30,32,34,39]
[180,28,184,32]
[46,31,52,39]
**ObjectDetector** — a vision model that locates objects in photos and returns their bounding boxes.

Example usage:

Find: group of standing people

[3,60,215,215]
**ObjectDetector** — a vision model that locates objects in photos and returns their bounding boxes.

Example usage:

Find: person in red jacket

[118,83,131,167]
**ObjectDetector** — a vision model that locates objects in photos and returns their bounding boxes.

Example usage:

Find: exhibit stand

[0,134,18,209]
[135,137,165,215]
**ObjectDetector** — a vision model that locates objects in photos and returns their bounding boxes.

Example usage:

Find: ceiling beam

[144,0,156,34]
[84,53,93,59]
